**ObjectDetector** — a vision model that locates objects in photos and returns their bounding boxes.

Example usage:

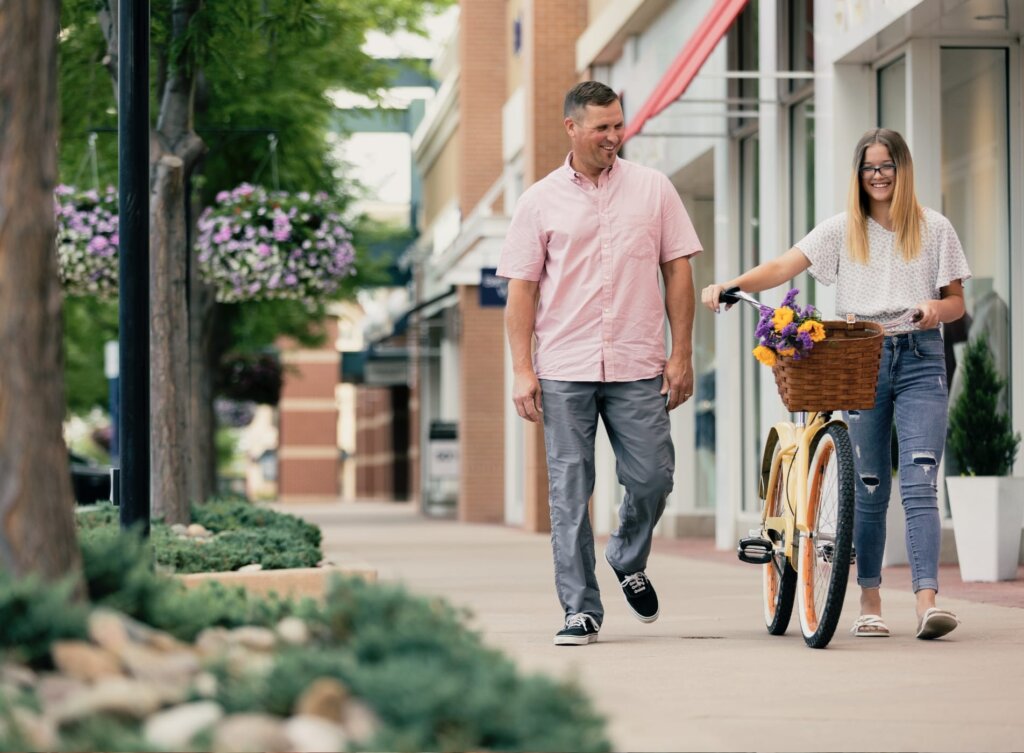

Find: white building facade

[496,0,1023,552]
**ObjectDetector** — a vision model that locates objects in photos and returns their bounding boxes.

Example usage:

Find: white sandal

[850,614,890,637]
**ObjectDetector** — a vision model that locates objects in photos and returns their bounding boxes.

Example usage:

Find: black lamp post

[117,0,151,535]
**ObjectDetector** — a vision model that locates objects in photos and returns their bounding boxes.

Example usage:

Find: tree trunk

[150,155,190,523]
[0,0,83,581]
[189,252,218,504]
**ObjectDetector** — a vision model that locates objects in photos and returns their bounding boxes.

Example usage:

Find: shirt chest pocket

[618,212,659,260]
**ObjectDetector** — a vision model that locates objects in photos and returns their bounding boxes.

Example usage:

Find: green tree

[58,0,447,516]
[948,334,1020,476]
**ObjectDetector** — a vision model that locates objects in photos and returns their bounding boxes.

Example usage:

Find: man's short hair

[564,81,619,119]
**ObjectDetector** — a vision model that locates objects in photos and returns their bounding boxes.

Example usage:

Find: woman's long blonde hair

[846,128,923,264]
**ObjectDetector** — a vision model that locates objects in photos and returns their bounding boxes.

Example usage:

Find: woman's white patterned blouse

[795,208,972,333]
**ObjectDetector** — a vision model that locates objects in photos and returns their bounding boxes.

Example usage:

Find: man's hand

[661,354,693,412]
[513,369,543,422]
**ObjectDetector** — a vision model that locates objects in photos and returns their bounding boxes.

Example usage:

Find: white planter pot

[946,476,1024,581]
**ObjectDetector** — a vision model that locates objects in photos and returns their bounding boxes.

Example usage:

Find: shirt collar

[563,152,618,184]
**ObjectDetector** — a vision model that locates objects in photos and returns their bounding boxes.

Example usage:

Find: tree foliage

[948,334,1021,476]
[57,0,447,413]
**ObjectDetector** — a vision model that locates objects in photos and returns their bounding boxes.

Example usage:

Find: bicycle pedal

[737,536,774,565]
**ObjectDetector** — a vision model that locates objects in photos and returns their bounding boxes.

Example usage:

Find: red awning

[623,0,750,142]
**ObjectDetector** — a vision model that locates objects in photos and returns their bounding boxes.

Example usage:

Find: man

[497,81,701,646]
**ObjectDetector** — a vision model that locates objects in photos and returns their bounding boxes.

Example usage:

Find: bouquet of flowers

[752,288,826,367]
[54,185,119,298]
[196,184,356,305]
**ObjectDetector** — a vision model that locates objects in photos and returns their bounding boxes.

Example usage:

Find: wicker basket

[771,320,885,412]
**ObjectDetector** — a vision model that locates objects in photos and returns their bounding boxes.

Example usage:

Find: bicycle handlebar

[719,286,764,310]
[720,286,923,325]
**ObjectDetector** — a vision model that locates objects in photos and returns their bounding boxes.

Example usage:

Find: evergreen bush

[1,548,610,752]
[75,497,322,575]
[948,334,1021,476]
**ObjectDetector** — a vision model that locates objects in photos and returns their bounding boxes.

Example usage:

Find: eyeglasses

[860,163,897,178]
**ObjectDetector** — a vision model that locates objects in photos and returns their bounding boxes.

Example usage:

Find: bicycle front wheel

[797,423,855,648]
[762,438,796,636]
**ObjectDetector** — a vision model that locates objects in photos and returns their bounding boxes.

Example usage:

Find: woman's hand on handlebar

[913,300,942,329]
[702,283,733,313]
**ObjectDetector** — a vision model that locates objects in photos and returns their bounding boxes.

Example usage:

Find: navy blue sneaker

[613,568,659,623]
[554,613,600,645]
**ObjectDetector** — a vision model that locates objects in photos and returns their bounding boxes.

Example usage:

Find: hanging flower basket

[195,184,356,304]
[54,185,119,298]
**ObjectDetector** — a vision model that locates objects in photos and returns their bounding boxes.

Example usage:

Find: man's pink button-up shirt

[497,155,702,382]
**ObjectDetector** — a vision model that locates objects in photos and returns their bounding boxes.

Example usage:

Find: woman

[702,129,971,640]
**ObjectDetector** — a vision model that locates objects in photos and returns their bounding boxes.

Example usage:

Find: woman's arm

[915,279,966,330]
[701,247,812,312]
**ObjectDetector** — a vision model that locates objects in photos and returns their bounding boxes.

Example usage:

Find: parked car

[69,450,112,505]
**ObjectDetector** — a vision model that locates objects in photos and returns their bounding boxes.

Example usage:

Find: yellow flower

[772,306,795,332]
[753,345,777,367]
[777,347,796,358]
[798,319,827,342]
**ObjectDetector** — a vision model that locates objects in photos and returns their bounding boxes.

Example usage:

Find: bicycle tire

[797,423,855,649]
[762,437,796,636]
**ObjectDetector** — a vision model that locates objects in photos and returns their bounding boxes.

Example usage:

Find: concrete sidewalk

[286,501,1024,752]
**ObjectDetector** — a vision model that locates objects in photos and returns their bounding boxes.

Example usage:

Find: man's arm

[505,278,543,422]
[661,256,695,411]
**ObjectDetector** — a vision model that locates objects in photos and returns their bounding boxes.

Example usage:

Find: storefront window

[940,47,1011,415]
[787,0,814,92]
[877,57,906,134]
[729,0,759,132]
[789,96,815,301]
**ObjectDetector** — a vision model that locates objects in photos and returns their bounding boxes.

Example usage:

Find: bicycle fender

[760,423,799,499]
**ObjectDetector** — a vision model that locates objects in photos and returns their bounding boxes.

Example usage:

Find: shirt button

[604,308,610,313]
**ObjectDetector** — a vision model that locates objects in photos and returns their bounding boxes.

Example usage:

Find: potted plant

[946,333,1023,581]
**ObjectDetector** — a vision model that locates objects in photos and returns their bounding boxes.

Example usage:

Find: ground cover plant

[0,525,610,752]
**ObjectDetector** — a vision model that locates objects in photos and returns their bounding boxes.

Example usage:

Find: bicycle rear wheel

[797,423,855,648]
[762,439,796,636]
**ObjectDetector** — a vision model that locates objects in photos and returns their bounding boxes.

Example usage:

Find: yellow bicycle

[722,287,883,648]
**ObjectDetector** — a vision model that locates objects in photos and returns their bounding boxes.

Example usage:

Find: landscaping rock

[294,677,349,721]
[35,673,86,709]
[229,625,277,651]
[275,616,310,646]
[195,626,232,656]
[193,671,219,698]
[119,643,200,684]
[341,698,381,743]
[187,523,213,538]
[212,713,291,753]
[171,523,188,535]
[87,608,131,654]
[52,677,163,722]
[51,640,123,682]
[144,700,225,748]
[284,714,348,752]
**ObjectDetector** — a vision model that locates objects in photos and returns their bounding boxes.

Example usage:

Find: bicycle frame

[762,411,847,563]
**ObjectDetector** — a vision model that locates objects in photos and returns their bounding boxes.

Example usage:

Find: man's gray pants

[540,377,675,625]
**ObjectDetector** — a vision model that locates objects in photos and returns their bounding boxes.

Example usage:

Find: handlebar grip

[720,286,742,305]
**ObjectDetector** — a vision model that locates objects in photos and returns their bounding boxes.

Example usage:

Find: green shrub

[192,497,321,548]
[77,525,296,642]
[0,572,88,666]
[948,334,1021,475]
[209,576,611,752]
[75,498,322,575]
